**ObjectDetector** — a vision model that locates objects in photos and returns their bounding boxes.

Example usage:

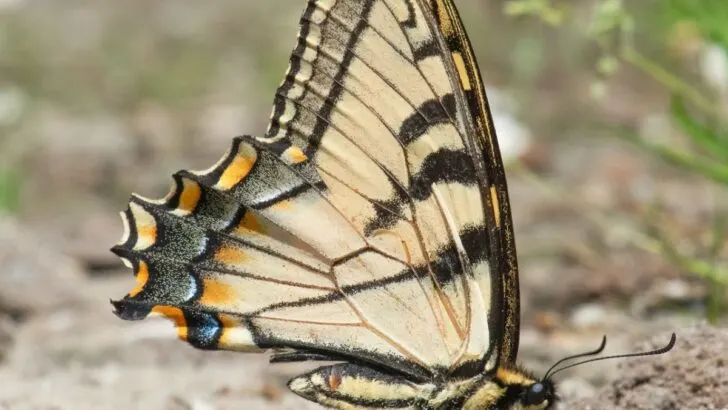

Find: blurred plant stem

[614,3,728,323]
[621,48,718,117]
[0,167,21,215]
[0,130,26,215]
[504,0,728,322]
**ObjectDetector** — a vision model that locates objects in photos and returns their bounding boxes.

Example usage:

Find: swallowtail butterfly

[112,1,675,408]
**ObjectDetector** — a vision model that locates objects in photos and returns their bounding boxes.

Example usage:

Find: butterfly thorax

[430,368,554,410]
[468,368,554,410]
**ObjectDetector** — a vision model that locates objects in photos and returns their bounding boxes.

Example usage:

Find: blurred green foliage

[642,0,728,322]
[0,167,21,214]
[664,0,728,49]
[507,0,728,322]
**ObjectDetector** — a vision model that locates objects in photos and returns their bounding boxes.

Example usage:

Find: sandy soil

[1,1,727,409]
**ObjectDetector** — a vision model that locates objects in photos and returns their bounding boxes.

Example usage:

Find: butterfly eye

[523,383,547,405]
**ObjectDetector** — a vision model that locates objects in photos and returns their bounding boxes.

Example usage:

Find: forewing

[428,0,521,367]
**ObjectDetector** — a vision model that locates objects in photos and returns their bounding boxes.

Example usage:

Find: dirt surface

[0,218,722,409]
[566,326,728,410]
[1,0,727,409]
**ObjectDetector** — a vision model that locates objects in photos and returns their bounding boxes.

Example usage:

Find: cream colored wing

[113,0,516,383]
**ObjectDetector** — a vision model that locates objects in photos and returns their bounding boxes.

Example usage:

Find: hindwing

[113,0,520,384]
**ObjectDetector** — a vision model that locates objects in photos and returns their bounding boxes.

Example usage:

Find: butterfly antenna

[546,333,677,380]
[543,335,607,380]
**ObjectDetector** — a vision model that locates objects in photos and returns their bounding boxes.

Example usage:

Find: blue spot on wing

[186,311,222,349]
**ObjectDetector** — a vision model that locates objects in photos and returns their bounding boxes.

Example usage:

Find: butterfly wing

[113,0,519,382]
[427,0,521,367]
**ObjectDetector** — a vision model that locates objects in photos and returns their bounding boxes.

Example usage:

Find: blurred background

[0,0,726,409]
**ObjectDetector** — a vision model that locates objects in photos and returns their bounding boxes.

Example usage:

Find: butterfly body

[112,0,554,408]
[288,363,553,409]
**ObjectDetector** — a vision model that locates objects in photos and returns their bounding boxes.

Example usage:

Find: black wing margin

[427,0,521,368]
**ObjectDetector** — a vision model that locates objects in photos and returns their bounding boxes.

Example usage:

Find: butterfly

[111,1,675,409]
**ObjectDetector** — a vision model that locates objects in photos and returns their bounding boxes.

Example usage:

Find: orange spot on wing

[452,51,472,90]
[218,313,237,328]
[199,277,237,307]
[328,372,342,391]
[490,185,501,228]
[217,154,255,190]
[283,146,308,164]
[128,260,150,297]
[151,306,188,341]
[137,224,157,244]
[215,246,249,265]
[218,313,238,347]
[270,199,293,211]
[177,178,201,214]
[216,313,262,351]
[235,212,265,234]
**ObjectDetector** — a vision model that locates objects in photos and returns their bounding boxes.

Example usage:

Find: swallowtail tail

[112,1,670,408]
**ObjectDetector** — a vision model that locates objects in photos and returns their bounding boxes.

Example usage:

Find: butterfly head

[473,367,556,409]
[492,332,677,409]
[520,378,556,409]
